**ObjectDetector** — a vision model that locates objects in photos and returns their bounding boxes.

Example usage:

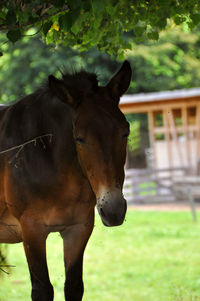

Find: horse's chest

[4,164,95,230]
[43,199,94,232]
[41,180,95,230]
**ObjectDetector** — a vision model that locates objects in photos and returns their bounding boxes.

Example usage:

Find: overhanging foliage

[0,1,200,55]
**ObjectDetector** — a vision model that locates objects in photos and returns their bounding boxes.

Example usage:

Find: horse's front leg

[61,217,94,301]
[20,214,53,301]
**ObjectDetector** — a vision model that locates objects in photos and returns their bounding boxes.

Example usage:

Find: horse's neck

[0,105,8,110]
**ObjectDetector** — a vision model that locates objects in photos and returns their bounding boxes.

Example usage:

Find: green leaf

[68,0,82,10]
[174,15,184,25]
[156,18,167,29]
[134,26,146,37]
[106,4,113,15]
[28,14,40,24]
[190,13,200,26]
[147,31,159,40]
[59,9,80,31]
[18,11,30,24]
[92,0,105,15]
[55,0,66,8]
[43,21,53,36]
[117,52,125,61]
[126,43,132,50]
[71,23,79,35]
[58,15,64,29]
[137,7,147,21]
[6,9,16,26]
[7,29,22,43]
[82,2,91,12]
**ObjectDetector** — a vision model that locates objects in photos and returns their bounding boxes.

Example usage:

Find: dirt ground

[129,202,200,211]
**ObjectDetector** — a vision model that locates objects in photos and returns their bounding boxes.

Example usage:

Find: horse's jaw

[96,188,127,227]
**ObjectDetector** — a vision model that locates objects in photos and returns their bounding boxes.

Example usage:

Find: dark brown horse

[0,61,131,300]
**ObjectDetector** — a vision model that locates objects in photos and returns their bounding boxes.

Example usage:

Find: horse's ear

[107,61,132,103]
[48,75,76,107]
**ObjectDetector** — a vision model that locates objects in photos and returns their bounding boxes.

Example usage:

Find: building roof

[120,87,200,105]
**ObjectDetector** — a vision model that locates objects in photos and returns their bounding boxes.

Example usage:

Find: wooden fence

[123,167,189,203]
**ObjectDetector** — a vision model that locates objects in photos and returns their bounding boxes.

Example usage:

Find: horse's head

[49,61,132,227]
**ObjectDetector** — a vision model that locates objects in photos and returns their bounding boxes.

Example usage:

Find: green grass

[1,210,200,300]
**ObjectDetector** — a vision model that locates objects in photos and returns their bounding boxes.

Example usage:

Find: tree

[0,1,200,56]
[126,26,200,93]
[1,25,200,103]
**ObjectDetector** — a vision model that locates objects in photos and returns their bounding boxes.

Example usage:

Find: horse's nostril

[100,207,106,218]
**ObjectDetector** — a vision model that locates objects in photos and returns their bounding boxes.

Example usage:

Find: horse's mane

[13,70,99,108]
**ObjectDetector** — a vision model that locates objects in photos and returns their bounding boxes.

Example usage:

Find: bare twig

[0,134,53,156]
[0,265,16,274]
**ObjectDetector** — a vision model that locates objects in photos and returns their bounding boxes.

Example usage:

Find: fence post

[187,185,197,222]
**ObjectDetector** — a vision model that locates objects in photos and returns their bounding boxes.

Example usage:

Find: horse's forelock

[62,71,98,94]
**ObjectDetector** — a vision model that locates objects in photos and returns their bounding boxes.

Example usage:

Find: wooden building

[119,88,200,174]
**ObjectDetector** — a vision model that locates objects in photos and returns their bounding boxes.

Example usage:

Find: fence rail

[123,167,190,203]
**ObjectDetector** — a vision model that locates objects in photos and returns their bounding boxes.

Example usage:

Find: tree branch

[0,4,69,32]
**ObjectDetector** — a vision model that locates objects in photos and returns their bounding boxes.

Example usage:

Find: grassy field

[1,210,200,300]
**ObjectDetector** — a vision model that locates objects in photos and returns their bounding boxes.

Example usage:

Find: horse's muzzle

[96,189,127,227]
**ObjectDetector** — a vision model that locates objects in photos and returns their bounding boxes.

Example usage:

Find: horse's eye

[75,137,85,144]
